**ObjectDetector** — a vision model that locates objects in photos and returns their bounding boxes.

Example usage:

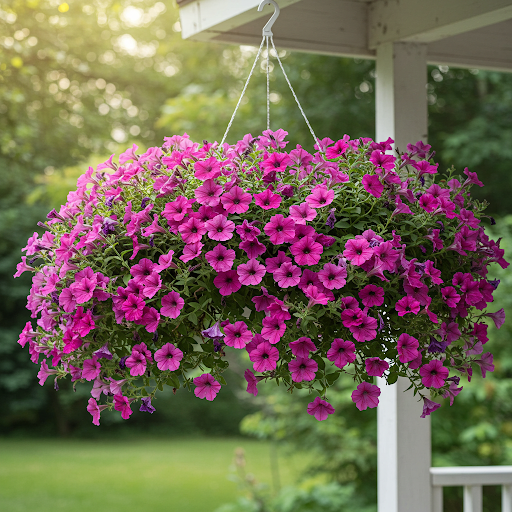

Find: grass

[0,437,306,512]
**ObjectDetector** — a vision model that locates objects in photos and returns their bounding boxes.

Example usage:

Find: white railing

[430,466,512,512]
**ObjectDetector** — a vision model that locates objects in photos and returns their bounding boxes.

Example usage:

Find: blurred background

[1,1,512,511]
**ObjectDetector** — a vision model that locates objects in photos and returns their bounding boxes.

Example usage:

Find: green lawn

[0,438,304,512]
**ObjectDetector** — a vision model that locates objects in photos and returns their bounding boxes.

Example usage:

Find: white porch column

[376,42,430,512]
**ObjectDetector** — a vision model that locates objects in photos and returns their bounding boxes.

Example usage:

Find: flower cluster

[15,130,507,424]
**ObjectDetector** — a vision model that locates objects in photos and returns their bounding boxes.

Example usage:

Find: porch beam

[369,0,512,47]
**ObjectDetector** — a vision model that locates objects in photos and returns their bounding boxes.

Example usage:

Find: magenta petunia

[261,152,292,173]
[305,185,335,209]
[244,369,259,396]
[362,174,384,198]
[290,236,323,266]
[205,214,235,242]
[307,396,335,421]
[224,321,253,349]
[365,357,389,377]
[359,284,385,307]
[130,258,157,285]
[370,150,396,170]
[325,138,349,159]
[194,373,221,401]
[289,357,318,382]
[252,287,277,312]
[441,286,461,308]
[264,214,296,245]
[397,333,419,363]
[250,341,279,372]
[161,291,185,318]
[126,349,147,377]
[317,263,347,290]
[343,238,373,266]
[237,259,266,286]
[82,356,101,381]
[236,219,261,240]
[178,216,207,244]
[205,244,236,272]
[114,394,133,420]
[265,251,292,273]
[221,186,252,214]
[261,316,286,344]
[349,315,377,342]
[142,273,162,299]
[419,359,449,388]
[194,156,221,180]
[213,270,242,296]
[289,337,317,358]
[420,397,441,418]
[327,338,356,369]
[254,188,282,210]
[273,262,302,288]
[140,306,160,332]
[162,195,195,222]
[239,238,266,259]
[351,381,381,411]
[121,293,146,322]
[194,179,223,206]
[179,241,203,262]
[154,250,175,273]
[154,343,183,371]
[395,296,421,316]
[87,397,108,426]
[289,202,317,225]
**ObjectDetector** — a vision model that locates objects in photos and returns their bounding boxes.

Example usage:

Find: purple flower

[93,343,113,360]
[325,209,336,229]
[139,397,156,414]
[202,321,224,340]
[119,356,129,370]
[420,397,441,418]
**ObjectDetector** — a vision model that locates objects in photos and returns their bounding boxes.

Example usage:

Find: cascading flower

[15,130,506,424]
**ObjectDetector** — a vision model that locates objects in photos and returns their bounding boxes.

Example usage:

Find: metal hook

[258,0,280,37]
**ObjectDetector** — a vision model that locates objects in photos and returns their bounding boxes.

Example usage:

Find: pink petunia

[82,356,101,381]
[154,250,176,272]
[289,337,317,358]
[349,315,377,342]
[194,179,223,206]
[261,316,286,344]
[307,396,335,421]
[254,188,282,210]
[70,277,96,304]
[420,397,441,418]
[244,369,259,396]
[249,341,279,372]
[441,286,461,308]
[126,349,147,377]
[261,152,292,173]
[290,236,323,266]
[140,307,160,333]
[236,219,261,240]
[237,259,266,286]
[194,373,221,401]
[264,214,296,245]
[221,186,252,214]
[362,174,384,198]
[179,241,203,262]
[289,357,318,382]
[397,333,419,363]
[327,338,356,369]
[273,262,302,288]
[161,291,185,318]
[142,273,162,299]
[370,150,396,170]
[87,397,108,426]
[213,270,242,296]
[303,284,329,306]
[178,216,207,244]
[359,284,385,307]
[317,263,347,290]
[224,321,253,349]
[130,258,157,286]
[365,357,389,377]
[395,296,421,316]
[343,238,373,266]
[205,214,235,242]
[290,224,316,244]
[325,138,349,159]
[305,185,335,209]
[289,202,317,225]
[121,293,146,322]
[162,196,195,222]
[252,287,277,312]
[239,238,266,259]
[265,251,292,273]
[37,360,58,386]
[205,244,236,272]
[59,288,77,313]
[419,360,449,388]
[351,381,381,411]
[154,343,183,371]
[114,394,133,419]
[194,156,221,180]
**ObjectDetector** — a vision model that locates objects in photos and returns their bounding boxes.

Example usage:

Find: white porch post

[376,42,431,512]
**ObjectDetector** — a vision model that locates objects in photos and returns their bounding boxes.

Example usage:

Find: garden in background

[1,1,512,511]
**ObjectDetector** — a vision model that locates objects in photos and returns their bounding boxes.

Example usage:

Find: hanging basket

[14,0,507,424]
[15,130,507,423]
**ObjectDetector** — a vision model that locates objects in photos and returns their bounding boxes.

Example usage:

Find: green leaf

[217,375,227,385]
[167,374,180,389]
[326,372,340,385]
[334,220,350,229]
[387,372,398,385]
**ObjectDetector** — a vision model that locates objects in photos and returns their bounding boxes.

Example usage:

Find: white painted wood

[432,486,443,512]
[369,0,512,47]
[430,466,512,487]
[377,378,431,512]
[179,0,301,40]
[503,484,512,512]
[463,485,483,512]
